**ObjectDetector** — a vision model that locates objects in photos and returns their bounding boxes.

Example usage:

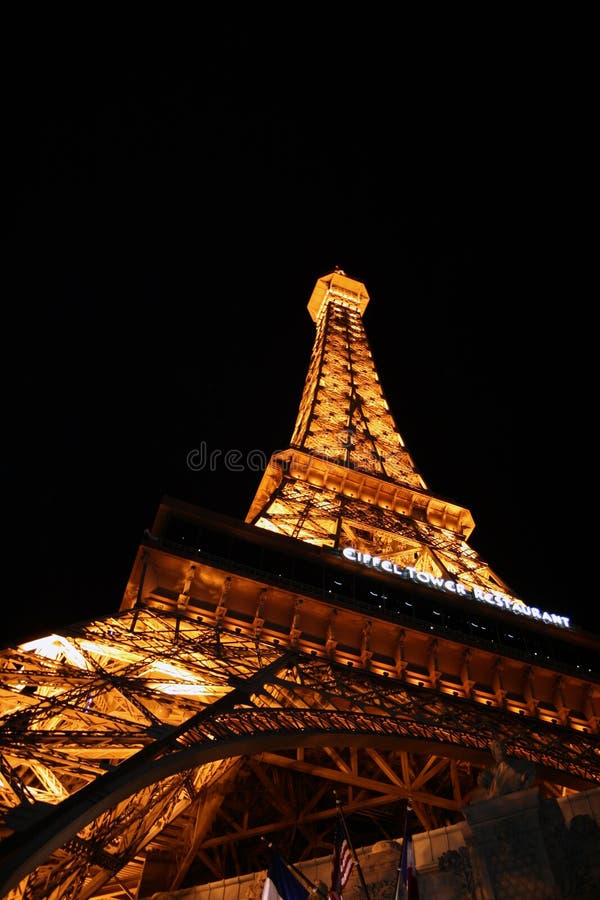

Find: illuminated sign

[341,548,570,629]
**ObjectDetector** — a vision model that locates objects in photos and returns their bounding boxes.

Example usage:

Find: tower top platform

[307,268,370,321]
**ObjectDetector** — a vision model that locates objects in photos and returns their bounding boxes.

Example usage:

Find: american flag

[328,813,354,900]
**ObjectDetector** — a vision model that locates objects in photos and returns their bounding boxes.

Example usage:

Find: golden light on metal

[0,270,598,899]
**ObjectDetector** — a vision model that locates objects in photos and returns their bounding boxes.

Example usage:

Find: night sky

[8,34,592,647]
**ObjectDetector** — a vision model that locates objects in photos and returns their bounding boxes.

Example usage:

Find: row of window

[161,516,598,678]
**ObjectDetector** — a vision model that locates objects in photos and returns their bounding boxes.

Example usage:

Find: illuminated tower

[248,269,509,608]
[0,271,598,900]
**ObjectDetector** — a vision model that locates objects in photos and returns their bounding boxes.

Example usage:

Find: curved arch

[1,703,598,897]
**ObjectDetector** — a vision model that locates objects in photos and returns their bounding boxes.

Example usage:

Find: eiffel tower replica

[1,269,599,899]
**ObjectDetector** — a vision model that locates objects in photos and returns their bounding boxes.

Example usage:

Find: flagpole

[261,837,328,898]
[333,792,371,900]
[393,800,411,900]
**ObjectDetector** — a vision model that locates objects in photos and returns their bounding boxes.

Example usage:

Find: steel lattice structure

[1,270,599,899]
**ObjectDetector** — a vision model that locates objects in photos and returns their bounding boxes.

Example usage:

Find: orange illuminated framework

[246,268,568,631]
[0,268,598,900]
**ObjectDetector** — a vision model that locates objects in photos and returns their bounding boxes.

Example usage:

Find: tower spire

[246,270,515,600]
[293,269,425,489]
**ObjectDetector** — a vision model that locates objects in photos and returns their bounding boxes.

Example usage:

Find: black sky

[8,31,593,646]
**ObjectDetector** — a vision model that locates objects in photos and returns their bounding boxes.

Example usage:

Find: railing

[150,537,600,682]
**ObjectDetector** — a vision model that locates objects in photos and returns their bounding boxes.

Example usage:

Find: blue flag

[262,847,309,900]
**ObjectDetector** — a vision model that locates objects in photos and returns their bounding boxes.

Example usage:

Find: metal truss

[1,608,598,899]
[247,273,513,601]
[3,270,596,898]
[290,291,424,489]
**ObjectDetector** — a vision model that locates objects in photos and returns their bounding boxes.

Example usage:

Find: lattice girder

[290,291,424,489]
[250,459,510,598]
[245,273,537,602]
[1,610,599,898]
[4,271,599,898]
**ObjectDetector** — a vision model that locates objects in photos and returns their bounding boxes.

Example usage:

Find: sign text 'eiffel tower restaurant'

[341,548,570,629]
